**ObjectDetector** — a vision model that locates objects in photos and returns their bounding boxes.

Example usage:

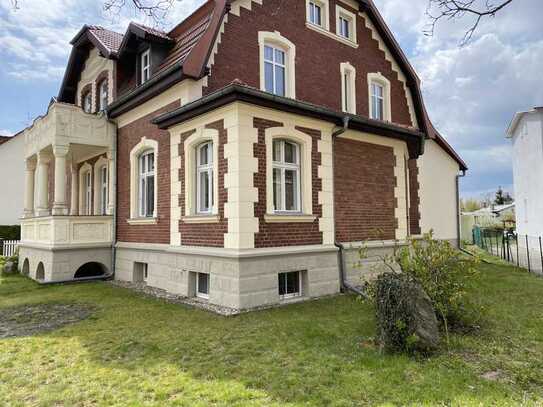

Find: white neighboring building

[507,107,543,237]
[0,133,25,225]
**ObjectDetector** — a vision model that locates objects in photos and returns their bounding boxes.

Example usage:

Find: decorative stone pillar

[24,159,36,217]
[107,150,115,215]
[35,151,51,217]
[70,162,79,216]
[52,145,69,215]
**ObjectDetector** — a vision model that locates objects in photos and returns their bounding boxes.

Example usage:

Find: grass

[1,263,543,406]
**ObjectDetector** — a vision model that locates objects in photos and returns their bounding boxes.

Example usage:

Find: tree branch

[425,0,514,45]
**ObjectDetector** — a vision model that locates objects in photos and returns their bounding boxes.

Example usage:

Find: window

[84,171,92,215]
[138,150,155,217]
[98,80,108,111]
[368,73,391,121]
[83,91,92,113]
[341,62,356,114]
[143,263,149,282]
[272,139,301,212]
[308,1,323,26]
[99,165,108,215]
[196,272,209,299]
[259,32,296,99]
[196,142,214,214]
[140,49,150,84]
[336,6,356,43]
[371,83,384,120]
[278,271,301,299]
[264,45,286,97]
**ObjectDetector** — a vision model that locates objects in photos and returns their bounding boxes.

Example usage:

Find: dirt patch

[0,303,94,338]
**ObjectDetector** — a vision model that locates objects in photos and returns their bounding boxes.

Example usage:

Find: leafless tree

[425,0,514,45]
[9,0,179,24]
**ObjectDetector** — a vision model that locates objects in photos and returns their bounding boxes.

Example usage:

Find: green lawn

[1,263,543,406]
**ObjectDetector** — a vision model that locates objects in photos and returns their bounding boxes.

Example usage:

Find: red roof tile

[88,26,124,54]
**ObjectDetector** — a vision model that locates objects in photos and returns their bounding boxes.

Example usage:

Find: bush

[374,272,440,354]
[395,233,479,329]
[0,225,21,240]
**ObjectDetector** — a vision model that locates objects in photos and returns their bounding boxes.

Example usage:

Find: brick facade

[408,159,421,235]
[177,121,228,247]
[334,137,397,242]
[253,118,323,248]
[206,0,414,128]
[116,102,179,244]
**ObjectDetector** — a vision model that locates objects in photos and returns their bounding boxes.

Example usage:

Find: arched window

[272,139,301,212]
[196,141,213,214]
[138,150,155,217]
[99,165,108,215]
[368,72,391,121]
[84,170,92,215]
[98,80,108,111]
[82,91,92,113]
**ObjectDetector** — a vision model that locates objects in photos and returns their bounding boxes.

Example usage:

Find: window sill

[182,215,220,224]
[305,22,358,48]
[264,214,316,223]
[127,217,158,225]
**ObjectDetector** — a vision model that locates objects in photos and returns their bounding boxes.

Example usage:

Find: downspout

[331,116,369,299]
[108,111,118,280]
[456,169,466,249]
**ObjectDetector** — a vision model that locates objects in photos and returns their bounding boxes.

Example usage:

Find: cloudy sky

[0,0,541,198]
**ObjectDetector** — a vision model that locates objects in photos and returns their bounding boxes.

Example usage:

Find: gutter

[331,116,369,299]
[456,169,466,248]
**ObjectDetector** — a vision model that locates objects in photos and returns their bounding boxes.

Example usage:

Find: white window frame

[93,156,110,216]
[306,0,329,30]
[196,141,214,215]
[265,126,314,220]
[83,91,92,113]
[78,162,93,216]
[196,272,210,299]
[278,271,302,300]
[259,31,296,99]
[98,79,108,111]
[141,49,151,85]
[272,139,302,213]
[84,171,92,215]
[263,44,287,97]
[335,5,357,44]
[183,128,219,218]
[100,166,108,215]
[368,72,392,122]
[340,62,356,114]
[129,137,158,221]
[138,150,155,218]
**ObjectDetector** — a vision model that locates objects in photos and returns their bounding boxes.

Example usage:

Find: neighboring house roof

[465,202,515,216]
[506,106,543,137]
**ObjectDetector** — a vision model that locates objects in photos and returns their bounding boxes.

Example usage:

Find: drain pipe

[331,116,369,299]
[456,169,466,249]
[108,112,118,280]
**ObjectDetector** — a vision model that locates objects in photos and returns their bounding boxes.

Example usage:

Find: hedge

[0,225,21,240]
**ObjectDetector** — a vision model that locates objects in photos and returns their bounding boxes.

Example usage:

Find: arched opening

[22,258,29,276]
[36,262,45,281]
[74,262,107,279]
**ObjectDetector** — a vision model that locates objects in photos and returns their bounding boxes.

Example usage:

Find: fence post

[526,235,531,273]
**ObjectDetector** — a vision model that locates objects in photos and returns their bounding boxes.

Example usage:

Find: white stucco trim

[129,137,158,220]
[265,126,313,217]
[78,162,93,216]
[183,128,220,217]
[93,156,109,215]
[305,0,330,30]
[76,48,115,113]
[367,72,392,122]
[335,5,357,44]
[258,31,296,99]
[340,62,357,114]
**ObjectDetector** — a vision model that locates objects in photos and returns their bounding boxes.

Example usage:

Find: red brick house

[19,0,467,310]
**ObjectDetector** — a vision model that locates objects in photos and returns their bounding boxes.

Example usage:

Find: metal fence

[473,227,543,274]
[1,240,19,257]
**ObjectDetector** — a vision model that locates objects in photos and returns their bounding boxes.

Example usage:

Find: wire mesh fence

[473,227,543,275]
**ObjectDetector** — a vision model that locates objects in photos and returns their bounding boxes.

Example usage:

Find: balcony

[21,216,113,248]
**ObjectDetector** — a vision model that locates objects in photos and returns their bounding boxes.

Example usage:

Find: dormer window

[140,49,150,85]
[82,91,92,113]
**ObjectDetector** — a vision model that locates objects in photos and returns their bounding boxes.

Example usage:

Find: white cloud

[0,129,14,137]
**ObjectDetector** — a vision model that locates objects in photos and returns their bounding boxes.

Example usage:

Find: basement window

[278,271,302,299]
[196,272,210,299]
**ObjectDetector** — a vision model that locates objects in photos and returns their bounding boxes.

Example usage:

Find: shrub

[0,225,21,240]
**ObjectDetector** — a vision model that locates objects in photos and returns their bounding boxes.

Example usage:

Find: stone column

[35,151,51,217]
[52,145,69,216]
[70,162,79,216]
[107,150,115,215]
[24,159,36,217]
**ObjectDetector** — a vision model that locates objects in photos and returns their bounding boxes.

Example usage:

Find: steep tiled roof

[131,22,172,41]
[87,26,124,55]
